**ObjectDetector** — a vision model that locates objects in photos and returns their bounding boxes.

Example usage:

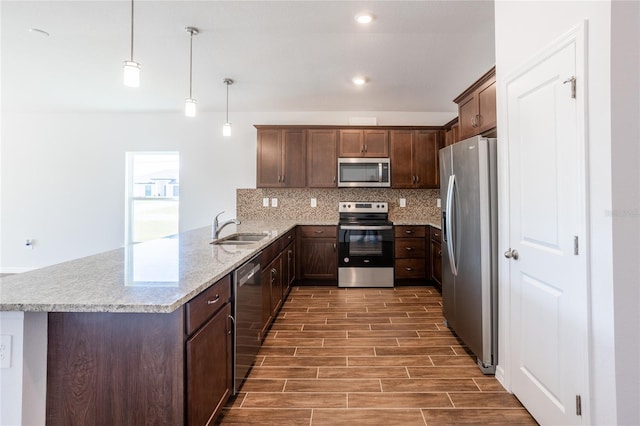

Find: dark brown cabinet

[443,117,459,147]
[46,274,233,426]
[454,67,496,141]
[390,130,442,189]
[429,226,442,288]
[186,303,232,426]
[297,225,337,282]
[338,129,389,157]
[260,229,296,339]
[257,128,306,187]
[307,129,338,187]
[394,225,427,281]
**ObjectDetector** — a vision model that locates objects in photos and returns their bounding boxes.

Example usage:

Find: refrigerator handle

[446,174,458,276]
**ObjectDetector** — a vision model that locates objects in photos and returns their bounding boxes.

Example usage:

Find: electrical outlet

[271,198,278,208]
[399,198,406,208]
[436,198,441,208]
[310,198,317,208]
[0,335,12,369]
[262,198,269,207]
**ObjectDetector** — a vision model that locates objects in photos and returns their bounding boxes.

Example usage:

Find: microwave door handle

[378,163,383,182]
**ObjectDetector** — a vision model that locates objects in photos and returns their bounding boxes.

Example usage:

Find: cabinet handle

[476,114,481,128]
[282,174,286,183]
[405,267,414,271]
[405,247,413,251]
[228,315,235,335]
[405,230,413,234]
[333,176,336,183]
[438,250,442,256]
[333,243,336,251]
[364,144,367,153]
[314,230,324,234]
[415,175,419,183]
[471,115,476,127]
[207,294,220,305]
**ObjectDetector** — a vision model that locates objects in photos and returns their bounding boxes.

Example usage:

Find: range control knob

[344,257,350,263]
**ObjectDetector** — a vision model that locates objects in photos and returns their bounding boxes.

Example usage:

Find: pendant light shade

[184,27,199,117]
[185,98,197,117]
[123,0,140,87]
[123,61,140,87]
[223,78,234,136]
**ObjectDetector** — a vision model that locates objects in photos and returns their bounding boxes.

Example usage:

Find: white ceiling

[1,1,495,114]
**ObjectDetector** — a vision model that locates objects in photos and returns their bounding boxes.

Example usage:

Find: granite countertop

[0,218,439,314]
[0,220,301,314]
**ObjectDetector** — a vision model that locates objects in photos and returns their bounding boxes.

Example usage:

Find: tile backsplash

[237,188,441,224]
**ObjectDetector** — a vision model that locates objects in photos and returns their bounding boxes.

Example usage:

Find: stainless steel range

[338,201,394,288]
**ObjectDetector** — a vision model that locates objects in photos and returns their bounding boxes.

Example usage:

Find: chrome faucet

[212,211,241,240]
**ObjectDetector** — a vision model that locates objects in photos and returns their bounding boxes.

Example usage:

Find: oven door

[338,225,394,267]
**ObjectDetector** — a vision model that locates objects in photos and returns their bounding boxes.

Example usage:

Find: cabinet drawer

[395,259,426,279]
[299,225,337,238]
[394,225,425,238]
[430,226,441,243]
[185,274,231,335]
[394,238,426,258]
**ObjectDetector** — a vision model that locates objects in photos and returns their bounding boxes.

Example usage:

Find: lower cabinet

[297,225,338,282]
[186,303,232,426]
[260,229,296,340]
[394,225,427,282]
[46,274,233,426]
[429,226,442,288]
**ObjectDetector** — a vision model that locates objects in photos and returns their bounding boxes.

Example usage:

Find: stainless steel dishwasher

[232,253,262,395]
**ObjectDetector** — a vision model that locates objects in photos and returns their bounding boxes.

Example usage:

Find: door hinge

[574,236,579,255]
[563,76,576,99]
[576,395,582,416]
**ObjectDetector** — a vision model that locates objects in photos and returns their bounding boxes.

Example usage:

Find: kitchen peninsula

[0,220,303,425]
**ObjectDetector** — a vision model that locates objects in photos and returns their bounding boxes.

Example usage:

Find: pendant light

[222,78,234,136]
[184,27,199,117]
[123,0,140,87]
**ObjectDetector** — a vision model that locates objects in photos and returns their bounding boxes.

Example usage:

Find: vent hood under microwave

[338,158,391,188]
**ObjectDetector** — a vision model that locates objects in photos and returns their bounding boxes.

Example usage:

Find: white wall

[0,110,453,271]
[495,1,639,424]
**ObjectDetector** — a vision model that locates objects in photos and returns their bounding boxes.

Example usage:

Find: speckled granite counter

[0,218,440,313]
[0,220,307,313]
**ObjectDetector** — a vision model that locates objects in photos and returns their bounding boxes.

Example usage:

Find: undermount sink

[211,233,269,245]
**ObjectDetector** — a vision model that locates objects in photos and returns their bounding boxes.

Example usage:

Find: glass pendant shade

[123,61,140,87]
[185,98,197,117]
[223,122,232,137]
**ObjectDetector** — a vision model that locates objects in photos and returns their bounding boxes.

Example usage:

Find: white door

[504,25,589,425]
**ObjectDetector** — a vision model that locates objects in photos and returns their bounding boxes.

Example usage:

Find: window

[125,152,179,244]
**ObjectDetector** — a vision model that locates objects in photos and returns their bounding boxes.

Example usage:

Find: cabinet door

[477,78,497,133]
[269,255,284,316]
[363,129,389,157]
[299,238,337,280]
[261,266,273,338]
[338,129,364,157]
[282,129,306,187]
[307,129,337,187]
[186,303,232,426]
[257,129,282,187]
[457,92,477,141]
[413,130,441,189]
[390,130,415,188]
[284,242,295,297]
[430,240,442,286]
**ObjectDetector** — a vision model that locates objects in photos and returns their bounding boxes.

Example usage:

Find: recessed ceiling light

[28,28,50,37]
[352,76,367,86]
[355,13,374,24]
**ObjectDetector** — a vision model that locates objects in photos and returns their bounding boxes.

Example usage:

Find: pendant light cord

[130,0,134,61]
[189,30,193,98]
[225,83,229,122]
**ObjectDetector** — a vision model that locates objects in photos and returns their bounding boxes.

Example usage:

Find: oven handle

[339,225,393,230]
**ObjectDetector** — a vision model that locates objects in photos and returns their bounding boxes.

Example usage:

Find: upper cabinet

[338,129,389,157]
[454,67,496,141]
[390,129,442,189]
[443,117,459,147]
[307,129,338,187]
[257,129,306,188]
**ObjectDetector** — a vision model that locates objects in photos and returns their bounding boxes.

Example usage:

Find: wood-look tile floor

[217,286,537,425]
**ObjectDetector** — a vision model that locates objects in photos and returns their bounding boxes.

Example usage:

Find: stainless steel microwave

[337,158,391,187]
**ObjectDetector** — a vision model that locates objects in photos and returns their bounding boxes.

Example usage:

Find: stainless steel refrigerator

[439,135,498,374]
